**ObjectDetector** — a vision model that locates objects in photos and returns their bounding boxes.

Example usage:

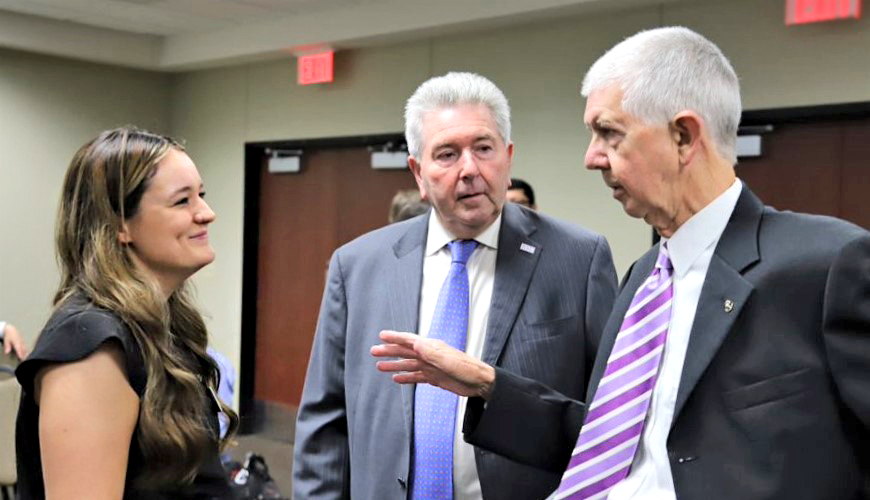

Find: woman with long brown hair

[15,127,238,499]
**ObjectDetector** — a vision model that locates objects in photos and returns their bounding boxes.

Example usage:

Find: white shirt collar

[425,211,502,256]
[662,179,742,278]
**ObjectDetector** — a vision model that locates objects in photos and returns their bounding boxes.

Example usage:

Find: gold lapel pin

[724,299,734,313]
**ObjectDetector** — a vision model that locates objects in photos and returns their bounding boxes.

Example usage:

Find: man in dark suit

[294,72,617,500]
[375,27,870,499]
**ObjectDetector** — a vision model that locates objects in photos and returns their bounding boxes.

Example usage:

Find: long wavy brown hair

[53,126,238,487]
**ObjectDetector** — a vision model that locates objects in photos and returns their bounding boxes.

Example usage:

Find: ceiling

[0,0,675,71]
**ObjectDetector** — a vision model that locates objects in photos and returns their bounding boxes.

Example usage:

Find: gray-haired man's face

[408,103,513,239]
[584,85,683,229]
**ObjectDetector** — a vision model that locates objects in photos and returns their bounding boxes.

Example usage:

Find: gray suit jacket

[292,203,617,499]
[466,186,870,499]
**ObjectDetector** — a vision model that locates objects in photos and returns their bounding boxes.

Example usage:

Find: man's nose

[459,149,481,179]
[585,139,608,171]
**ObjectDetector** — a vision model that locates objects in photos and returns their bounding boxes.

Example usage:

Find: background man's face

[583,85,680,226]
[409,103,513,238]
[506,188,533,208]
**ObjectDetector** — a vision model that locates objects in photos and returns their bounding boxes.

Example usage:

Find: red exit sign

[298,50,334,85]
[786,0,861,24]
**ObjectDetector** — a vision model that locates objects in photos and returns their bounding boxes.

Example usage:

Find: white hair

[582,27,742,165]
[404,72,511,159]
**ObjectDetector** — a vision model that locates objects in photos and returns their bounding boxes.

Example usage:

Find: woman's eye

[174,197,189,206]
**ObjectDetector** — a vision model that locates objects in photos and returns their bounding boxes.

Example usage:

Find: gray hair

[404,72,511,159]
[582,27,741,165]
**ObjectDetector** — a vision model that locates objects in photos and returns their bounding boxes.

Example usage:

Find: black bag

[227,453,288,500]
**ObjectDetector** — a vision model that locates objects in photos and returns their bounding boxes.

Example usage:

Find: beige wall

[0,48,169,347]
[3,0,870,394]
[168,0,870,382]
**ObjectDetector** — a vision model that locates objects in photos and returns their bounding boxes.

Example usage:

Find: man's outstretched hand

[371,330,495,400]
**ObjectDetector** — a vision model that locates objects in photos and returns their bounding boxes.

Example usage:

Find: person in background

[207,346,236,440]
[15,127,239,499]
[506,178,536,210]
[374,26,870,500]
[0,320,28,359]
[388,188,430,223]
[295,71,617,500]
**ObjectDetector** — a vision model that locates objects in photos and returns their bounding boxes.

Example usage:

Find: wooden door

[736,117,870,230]
[254,146,417,409]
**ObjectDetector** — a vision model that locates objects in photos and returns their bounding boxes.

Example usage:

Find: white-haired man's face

[584,85,683,230]
[408,103,513,239]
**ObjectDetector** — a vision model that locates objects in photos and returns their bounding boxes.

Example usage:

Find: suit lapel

[481,204,541,366]
[388,215,428,436]
[671,186,763,424]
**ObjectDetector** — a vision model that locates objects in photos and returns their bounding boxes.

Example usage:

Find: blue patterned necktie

[412,239,478,500]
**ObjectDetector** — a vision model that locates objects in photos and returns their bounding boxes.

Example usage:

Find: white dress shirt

[608,179,742,500]
[0,321,5,340]
[418,212,501,500]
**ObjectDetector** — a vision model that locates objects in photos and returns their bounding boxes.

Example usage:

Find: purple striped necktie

[554,244,674,500]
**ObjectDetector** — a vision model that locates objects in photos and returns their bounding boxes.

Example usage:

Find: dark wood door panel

[736,116,870,232]
[841,122,870,230]
[255,146,416,407]
[736,122,842,218]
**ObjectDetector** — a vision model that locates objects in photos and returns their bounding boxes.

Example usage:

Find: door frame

[740,101,870,127]
[239,133,405,432]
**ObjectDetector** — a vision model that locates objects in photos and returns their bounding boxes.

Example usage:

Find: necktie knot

[449,239,478,265]
[655,243,673,272]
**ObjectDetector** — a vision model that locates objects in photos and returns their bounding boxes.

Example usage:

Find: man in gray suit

[293,72,617,500]
[376,28,870,499]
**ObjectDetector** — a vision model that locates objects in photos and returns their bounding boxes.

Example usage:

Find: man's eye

[437,151,457,161]
[598,128,621,144]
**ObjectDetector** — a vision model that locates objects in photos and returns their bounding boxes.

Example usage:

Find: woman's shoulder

[45,295,126,336]
[16,294,147,396]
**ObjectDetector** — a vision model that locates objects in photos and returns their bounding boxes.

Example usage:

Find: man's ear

[407,156,428,201]
[505,142,515,190]
[670,111,703,166]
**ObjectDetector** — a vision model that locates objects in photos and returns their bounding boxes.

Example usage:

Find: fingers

[375,359,421,373]
[392,372,430,385]
[13,342,27,360]
[378,330,419,346]
[372,331,457,390]
[3,325,26,359]
[370,344,418,359]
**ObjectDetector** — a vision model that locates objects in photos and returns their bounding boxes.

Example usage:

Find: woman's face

[120,148,216,294]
